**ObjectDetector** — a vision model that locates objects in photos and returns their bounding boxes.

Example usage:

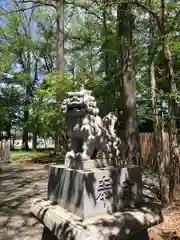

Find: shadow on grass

[11,150,65,165]
[28,153,64,165]
[11,148,55,152]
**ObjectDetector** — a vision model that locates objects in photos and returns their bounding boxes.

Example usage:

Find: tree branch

[66,1,103,21]
[18,0,56,8]
[6,5,43,14]
[128,1,163,33]
[4,0,56,14]
[106,0,163,33]
[170,9,180,31]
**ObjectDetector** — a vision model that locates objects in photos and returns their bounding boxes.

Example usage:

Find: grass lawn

[11,150,52,161]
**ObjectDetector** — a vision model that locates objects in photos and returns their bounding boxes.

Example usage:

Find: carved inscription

[95,176,112,202]
[122,174,136,199]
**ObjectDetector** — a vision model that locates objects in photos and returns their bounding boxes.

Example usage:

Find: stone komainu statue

[61,88,120,164]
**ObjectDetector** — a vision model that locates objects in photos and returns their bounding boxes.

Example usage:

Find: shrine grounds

[0,152,180,240]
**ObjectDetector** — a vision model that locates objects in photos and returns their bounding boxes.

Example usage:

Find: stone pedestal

[31,163,163,239]
[48,165,142,219]
[31,199,163,240]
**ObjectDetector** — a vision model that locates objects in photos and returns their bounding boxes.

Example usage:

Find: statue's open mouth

[67,103,85,110]
[67,103,86,114]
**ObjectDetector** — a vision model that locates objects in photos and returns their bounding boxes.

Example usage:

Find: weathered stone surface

[61,87,120,166]
[41,227,150,240]
[64,158,115,170]
[48,165,142,219]
[31,199,163,240]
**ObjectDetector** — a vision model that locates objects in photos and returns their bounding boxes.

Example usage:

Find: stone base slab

[31,199,163,240]
[48,165,142,219]
[65,158,114,169]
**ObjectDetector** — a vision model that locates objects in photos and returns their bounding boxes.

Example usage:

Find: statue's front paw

[81,153,90,161]
[65,151,75,161]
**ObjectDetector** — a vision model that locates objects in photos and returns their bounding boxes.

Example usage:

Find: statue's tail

[103,112,117,138]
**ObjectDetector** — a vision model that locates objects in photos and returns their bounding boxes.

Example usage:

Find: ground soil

[0,161,180,240]
[148,202,180,239]
[0,162,48,240]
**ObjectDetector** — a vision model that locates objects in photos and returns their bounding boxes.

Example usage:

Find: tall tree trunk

[159,0,180,201]
[22,108,29,150]
[56,0,64,72]
[102,2,110,80]
[12,137,15,150]
[22,77,31,151]
[6,123,11,140]
[32,130,37,150]
[117,3,140,165]
[149,57,168,203]
[22,48,31,151]
[6,123,14,150]
[164,40,180,201]
[148,1,169,203]
[55,0,65,152]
